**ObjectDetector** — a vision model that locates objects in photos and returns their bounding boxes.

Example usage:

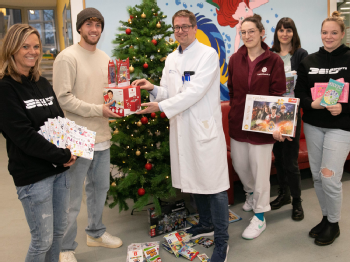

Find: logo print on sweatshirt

[24,96,54,109]
[309,67,347,74]
[262,67,267,73]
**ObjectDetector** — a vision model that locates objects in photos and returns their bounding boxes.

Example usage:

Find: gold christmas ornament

[136,150,141,156]
[111,182,116,187]
[129,65,134,73]
[128,18,132,23]
[113,129,119,134]
[137,121,142,127]
[141,12,146,18]
[156,21,161,28]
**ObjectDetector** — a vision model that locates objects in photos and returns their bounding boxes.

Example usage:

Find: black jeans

[272,112,302,198]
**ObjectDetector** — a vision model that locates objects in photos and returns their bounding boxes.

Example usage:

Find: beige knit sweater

[53,43,111,143]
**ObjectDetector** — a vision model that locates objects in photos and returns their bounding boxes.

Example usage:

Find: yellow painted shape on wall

[196,29,228,85]
[56,0,70,51]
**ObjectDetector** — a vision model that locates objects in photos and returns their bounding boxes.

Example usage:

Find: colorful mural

[195,13,229,100]
[207,0,269,53]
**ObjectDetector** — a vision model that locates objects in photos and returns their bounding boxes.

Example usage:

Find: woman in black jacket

[295,11,350,246]
[0,24,76,261]
[269,17,308,221]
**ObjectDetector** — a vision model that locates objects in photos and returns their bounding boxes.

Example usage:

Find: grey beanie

[76,8,104,34]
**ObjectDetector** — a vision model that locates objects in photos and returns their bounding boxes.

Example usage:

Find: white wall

[70,0,84,44]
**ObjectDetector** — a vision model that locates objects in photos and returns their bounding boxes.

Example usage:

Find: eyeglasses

[240,29,257,37]
[173,25,194,32]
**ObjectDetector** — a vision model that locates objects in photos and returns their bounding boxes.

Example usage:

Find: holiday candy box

[242,95,300,137]
[103,85,141,117]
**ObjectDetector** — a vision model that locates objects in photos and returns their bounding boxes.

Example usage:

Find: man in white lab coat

[132,10,230,262]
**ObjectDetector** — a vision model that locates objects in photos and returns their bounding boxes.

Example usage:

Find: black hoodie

[0,74,71,187]
[295,44,350,131]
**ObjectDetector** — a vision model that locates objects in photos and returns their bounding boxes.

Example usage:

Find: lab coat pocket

[196,116,218,143]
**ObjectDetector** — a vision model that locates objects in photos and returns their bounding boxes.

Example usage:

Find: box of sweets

[148,200,187,238]
[242,95,300,137]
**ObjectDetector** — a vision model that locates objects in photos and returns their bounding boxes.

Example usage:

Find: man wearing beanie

[53,8,122,262]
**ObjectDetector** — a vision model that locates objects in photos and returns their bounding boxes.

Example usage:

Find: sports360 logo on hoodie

[309,67,347,74]
[24,96,54,109]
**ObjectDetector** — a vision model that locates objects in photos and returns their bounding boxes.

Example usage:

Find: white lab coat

[151,40,229,194]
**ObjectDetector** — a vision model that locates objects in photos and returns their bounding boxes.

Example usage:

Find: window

[28,9,57,54]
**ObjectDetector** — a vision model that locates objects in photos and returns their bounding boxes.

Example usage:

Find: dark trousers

[192,191,229,248]
[272,112,302,198]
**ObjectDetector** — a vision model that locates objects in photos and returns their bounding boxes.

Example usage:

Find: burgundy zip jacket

[227,42,286,145]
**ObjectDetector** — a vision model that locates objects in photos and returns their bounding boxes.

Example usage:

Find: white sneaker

[87,232,123,248]
[59,251,77,262]
[242,192,253,212]
[242,216,266,240]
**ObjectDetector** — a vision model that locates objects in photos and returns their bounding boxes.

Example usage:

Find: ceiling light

[341,7,350,9]
[29,10,35,14]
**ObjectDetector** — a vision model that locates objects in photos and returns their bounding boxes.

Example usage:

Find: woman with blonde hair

[295,11,350,246]
[0,24,76,261]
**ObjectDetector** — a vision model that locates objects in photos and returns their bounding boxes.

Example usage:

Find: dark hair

[107,90,113,94]
[241,14,264,32]
[271,17,301,55]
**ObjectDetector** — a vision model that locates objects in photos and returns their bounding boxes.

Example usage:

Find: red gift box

[103,85,141,117]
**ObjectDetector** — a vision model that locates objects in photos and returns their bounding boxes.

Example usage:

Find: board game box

[242,95,300,137]
[103,85,141,117]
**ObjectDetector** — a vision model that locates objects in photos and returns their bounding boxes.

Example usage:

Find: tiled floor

[1,135,350,262]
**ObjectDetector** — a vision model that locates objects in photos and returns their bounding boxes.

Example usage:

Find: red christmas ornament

[143,62,149,69]
[160,112,166,118]
[129,45,133,49]
[150,112,156,118]
[138,188,145,196]
[141,116,148,124]
[154,13,158,16]
[125,28,131,35]
[151,39,157,45]
[130,15,134,20]
[145,163,153,170]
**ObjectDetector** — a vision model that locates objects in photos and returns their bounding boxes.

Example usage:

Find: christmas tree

[108,0,178,214]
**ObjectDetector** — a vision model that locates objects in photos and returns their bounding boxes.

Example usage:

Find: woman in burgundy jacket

[227,14,286,240]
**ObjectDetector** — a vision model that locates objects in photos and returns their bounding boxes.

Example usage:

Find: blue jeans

[62,149,110,251]
[192,191,229,248]
[16,171,70,262]
[304,123,350,222]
